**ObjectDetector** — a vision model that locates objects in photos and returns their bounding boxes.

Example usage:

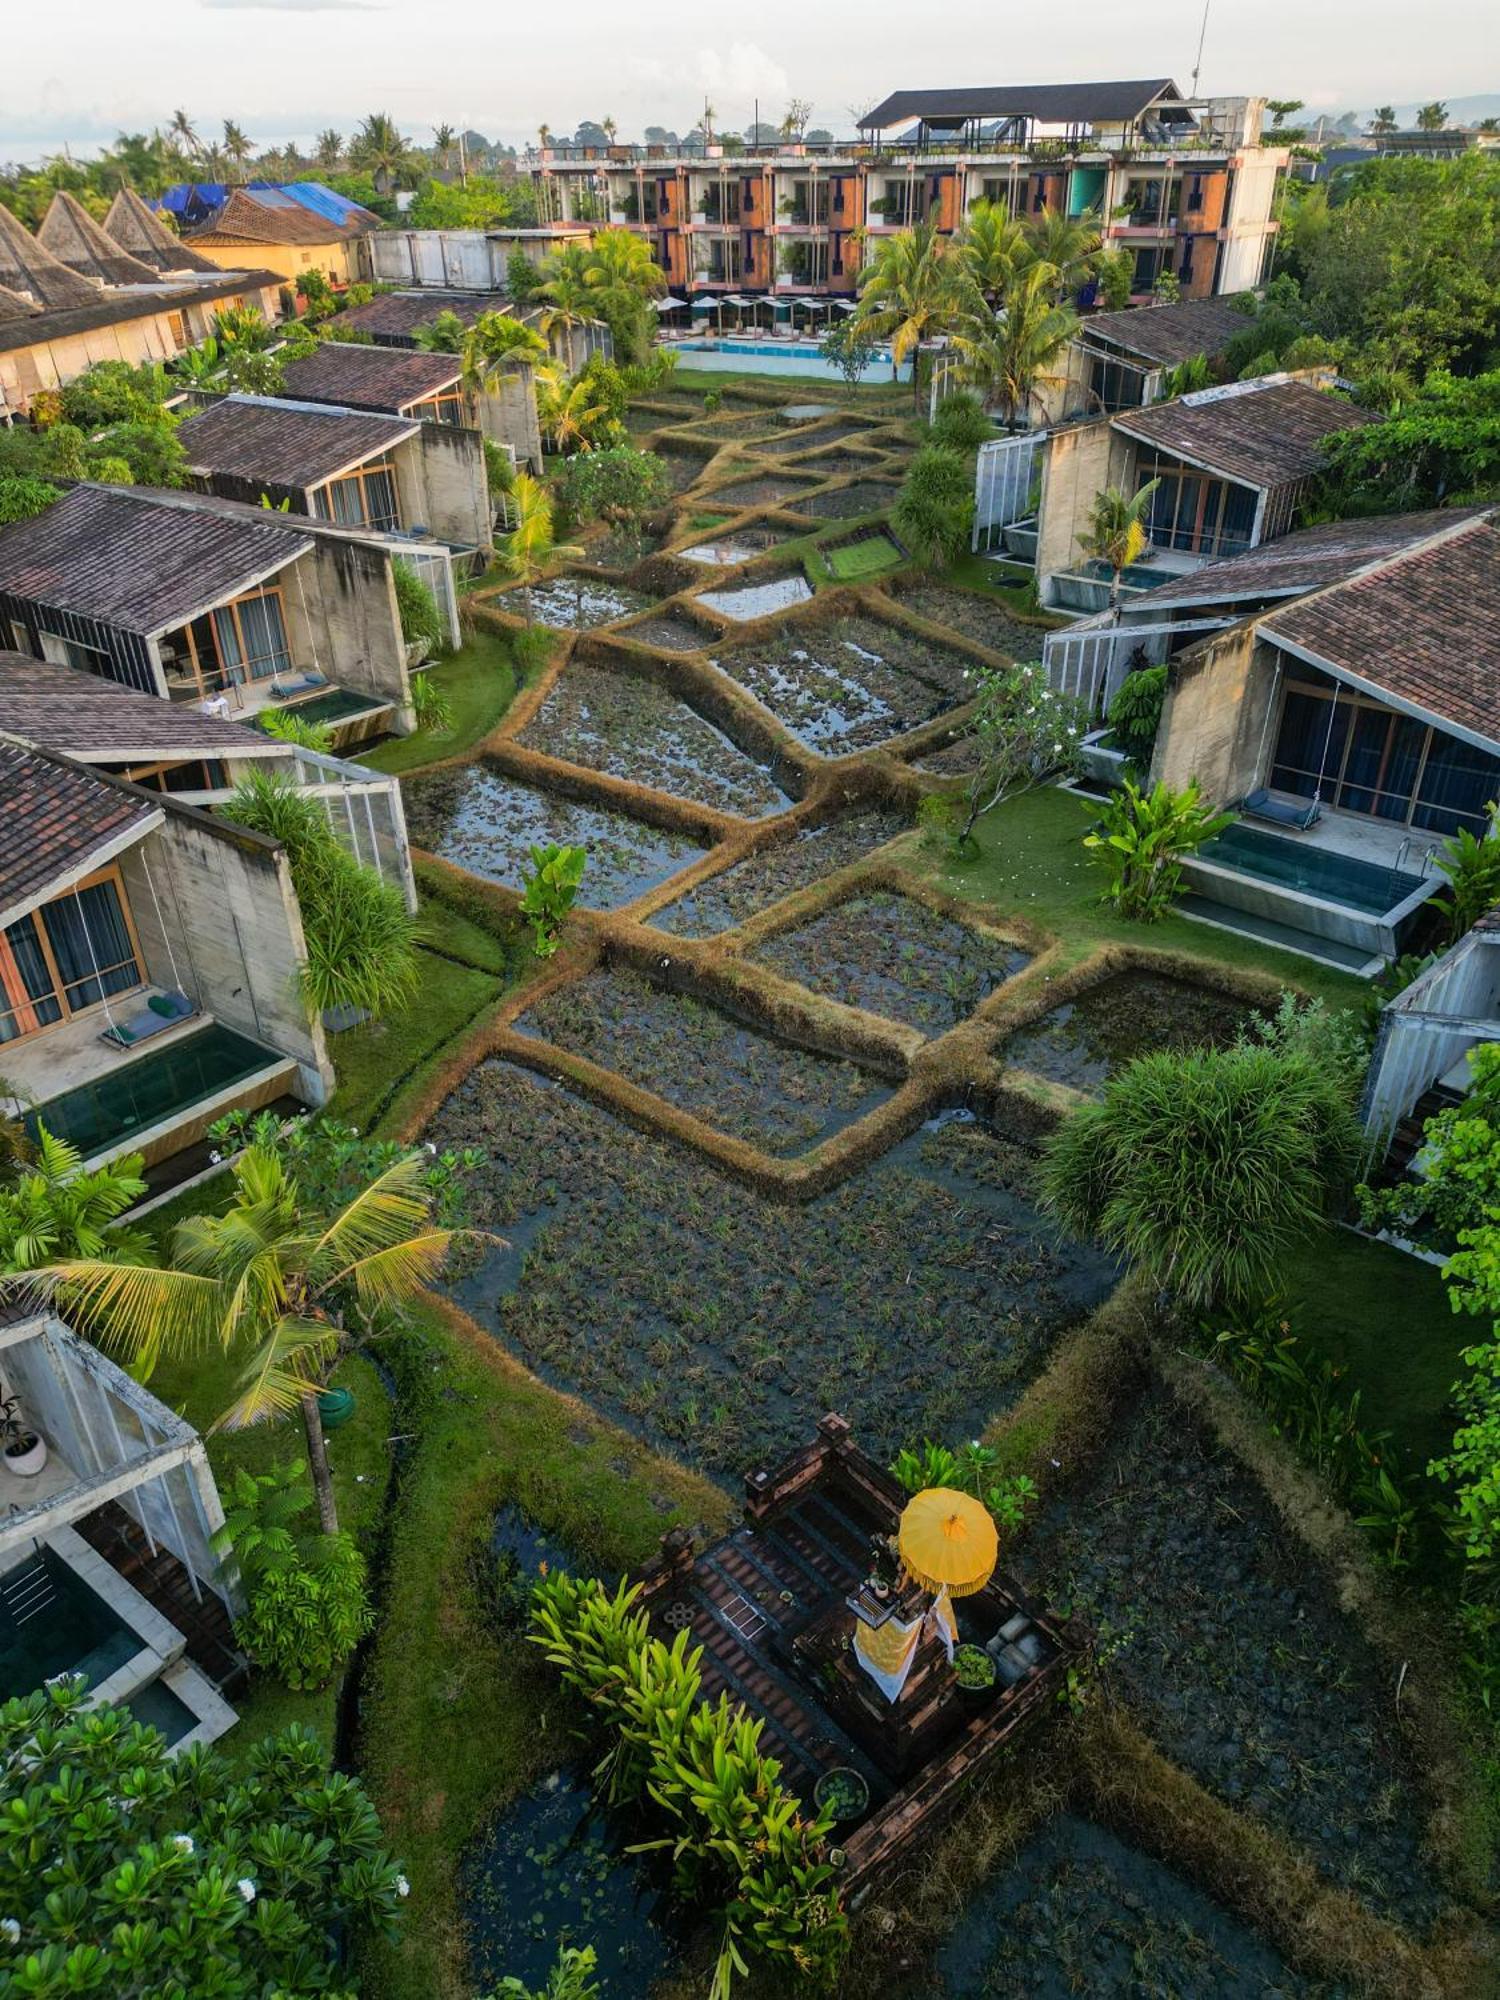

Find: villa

[174,181,381,289]
[0,482,442,739]
[0,1304,242,1744]
[1044,295,1259,418]
[0,738,331,1174]
[176,391,493,554]
[332,283,612,375]
[279,337,544,473]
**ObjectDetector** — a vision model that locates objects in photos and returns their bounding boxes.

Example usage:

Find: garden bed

[514,965,894,1155]
[751,890,1030,1034]
[518,659,792,818]
[709,473,825,509]
[402,766,705,908]
[824,532,905,582]
[771,417,882,450]
[694,574,814,620]
[678,525,803,566]
[914,733,982,775]
[926,1812,1331,1998]
[1002,971,1259,1092]
[1018,1385,1443,1925]
[794,480,901,520]
[612,610,712,653]
[782,449,886,480]
[582,522,669,568]
[521,574,654,630]
[709,614,977,752]
[888,580,1043,661]
[429,1073,1117,1472]
[649,808,910,937]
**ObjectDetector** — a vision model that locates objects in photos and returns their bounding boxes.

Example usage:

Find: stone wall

[401,422,492,549]
[283,539,416,731]
[1035,417,1135,591]
[476,359,543,472]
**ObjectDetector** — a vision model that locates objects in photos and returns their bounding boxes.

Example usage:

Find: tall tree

[959,262,1078,428]
[222,120,254,181]
[855,222,966,410]
[1370,106,1399,133]
[1078,480,1162,612]
[315,128,344,170]
[1416,101,1449,132]
[349,111,415,195]
[498,471,583,620]
[956,198,1030,302]
[431,122,456,173]
[168,109,201,157]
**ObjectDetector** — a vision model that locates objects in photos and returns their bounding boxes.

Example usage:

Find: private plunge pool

[0,1546,140,1700]
[1182,820,1434,962]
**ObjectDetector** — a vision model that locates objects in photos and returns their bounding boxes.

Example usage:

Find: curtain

[1414,735,1500,836]
[231,593,292,681]
[42,881,139,1012]
[1270,688,1350,800]
[363,467,399,530]
[0,917,61,1043]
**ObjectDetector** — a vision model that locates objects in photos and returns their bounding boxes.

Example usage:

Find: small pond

[650,808,909,937]
[922,1813,1336,1998]
[753,891,1030,1035]
[695,574,814,621]
[515,964,894,1156]
[679,525,801,566]
[523,574,654,630]
[795,480,901,520]
[461,1768,682,1999]
[1001,971,1258,1092]
[519,659,793,819]
[402,766,705,908]
[710,614,977,753]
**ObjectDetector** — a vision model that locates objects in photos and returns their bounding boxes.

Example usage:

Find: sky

[1,0,1495,160]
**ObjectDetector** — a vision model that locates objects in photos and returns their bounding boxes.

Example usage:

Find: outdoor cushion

[100,990,197,1049]
[1243,788,1321,832]
[269,669,328,699]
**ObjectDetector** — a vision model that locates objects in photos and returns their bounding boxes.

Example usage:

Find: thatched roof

[103,188,222,276]
[37,191,159,287]
[0,202,100,310]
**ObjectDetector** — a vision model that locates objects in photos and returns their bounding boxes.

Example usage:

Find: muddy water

[1002,971,1259,1093]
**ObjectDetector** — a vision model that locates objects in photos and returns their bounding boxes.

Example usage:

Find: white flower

[396,1875,410,1899]
[425,1142,438,1155]
[170,1834,194,1856]
[0,1919,20,1944]
[236,1878,257,1903]
[208,1151,221,1165]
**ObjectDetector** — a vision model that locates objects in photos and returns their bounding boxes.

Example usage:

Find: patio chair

[1242,788,1321,833]
[99,989,198,1050]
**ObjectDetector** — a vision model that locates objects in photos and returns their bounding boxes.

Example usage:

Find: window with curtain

[213,589,292,683]
[0,875,141,1043]
[1270,680,1500,837]
[0,916,62,1044]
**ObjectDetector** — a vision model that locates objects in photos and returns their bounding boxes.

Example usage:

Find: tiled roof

[280,341,463,414]
[178,395,417,489]
[861,79,1182,129]
[0,484,312,636]
[188,186,369,248]
[0,739,157,921]
[0,270,282,357]
[333,290,492,344]
[0,202,100,311]
[0,652,281,760]
[1078,298,1255,368]
[103,188,222,276]
[36,191,159,288]
[1261,518,1500,746]
[1111,378,1376,490]
[1139,509,1490,611]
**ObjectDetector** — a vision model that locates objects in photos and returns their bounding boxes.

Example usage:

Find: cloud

[201,0,381,11]
[627,42,790,117]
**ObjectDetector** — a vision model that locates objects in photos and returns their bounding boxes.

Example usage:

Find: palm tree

[222,121,254,182]
[168,109,201,158]
[536,242,596,347]
[432,122,456,173]
[458,310,547,399]
[960,262,1079,428]
[198,141,229,179]
[1369,106,1398,134]
[1079,480,1161,614]
[349,112,414,195]
[601,116,617,146]
[499,472,583,620]
[1415,101,1448,132]
[855,222,966,410]
[957,199,1030,303]
[537,122,553,153]
[1021,209,1101,300]
[315,129,344,171]
[536,368,613,453]
[42,1147,456,1534]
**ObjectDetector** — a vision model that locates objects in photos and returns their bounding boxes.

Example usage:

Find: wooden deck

[75,1500,246,1691]
[635,1414,1080,1899]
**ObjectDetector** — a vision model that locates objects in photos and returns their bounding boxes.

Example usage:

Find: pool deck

[2,996,207,1112]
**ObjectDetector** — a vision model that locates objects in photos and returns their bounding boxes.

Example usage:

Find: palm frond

[335,1229,457,1308]
[213,1315,336,1431]
[36,1259,224,1375]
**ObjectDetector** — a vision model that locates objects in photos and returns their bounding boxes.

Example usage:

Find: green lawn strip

[357,1297,731,2000]
[326,936,507,1136]
[1277,1230,1460,1471]
[824,535,904,582]
[946,551,1063,626]
[360,631,519,777]
[905,784,1369,1011]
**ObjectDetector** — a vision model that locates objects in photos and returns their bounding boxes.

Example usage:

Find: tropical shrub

[0,474,59,523]
[0,1128,146,1274]
[929,389,992,454]
[894,442,974,568]
[208,1107,483,1227]
[412,669,455,734]
[1041,1041,1362,1308]
[0,1682,405,1992]
[1104,661,1167,763]
[1083,777,1232,921]
[225,773,421,1017]
[499,473,584,621]
[1359,1039,1500,1253]
[486,1943,601,1999]
[1240,990,1371,1107]
[394,563,448,656]
[530,1576,847,1996]
[948,660,1086,853]
[215,1461,373,1688]
[519,842,587,957]
[1431,804,1500,944]
[1077,480,1159,608]
[890,1439,1037,1533]
[259,707,334,751]
[553,443,670,546]
[818,317,880,389]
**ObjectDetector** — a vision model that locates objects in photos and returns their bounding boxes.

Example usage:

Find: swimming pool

[672,338,911,384]
[1196,823,1424,916]
[23,1023,285,1158]
[0,1548,140,1700]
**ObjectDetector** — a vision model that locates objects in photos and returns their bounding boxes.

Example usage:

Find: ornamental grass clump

[530,1573,847,1996]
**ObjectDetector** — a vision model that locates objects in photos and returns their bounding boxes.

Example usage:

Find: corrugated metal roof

[178,395,418,489]
[860,79,1183,130]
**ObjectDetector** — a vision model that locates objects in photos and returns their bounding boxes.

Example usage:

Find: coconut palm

[349,111,415,195]
[222,121,254,182]
[168,109,201,158]
[959,262,1078,428]
[601,116,617,145]
[41,1147,456,1533]
[1021,209,1101,299]
[957,200,1030,303]
[538,122,553,152]
[315,129,344,170]
[458,310,547,398]
[854,223,967,410]
[1079,480,1162,613]
[1369,106,1398,134]
[536,368,614,454]
[432,123,457,173]
[499,472,583,621]
[536,242,596,346]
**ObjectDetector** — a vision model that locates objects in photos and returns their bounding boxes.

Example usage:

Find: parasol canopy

[897,1487,997,1598]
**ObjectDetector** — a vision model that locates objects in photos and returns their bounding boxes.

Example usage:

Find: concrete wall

[1150,621,1280,804]
[1035,417,1134,587]
[117,810,333,1101]
[191,240,355,287]
[281,540,415,731]
[401,422,492,548]
[474,359,543,471]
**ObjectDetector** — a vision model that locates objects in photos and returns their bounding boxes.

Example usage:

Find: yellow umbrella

[897,1487,997,1599]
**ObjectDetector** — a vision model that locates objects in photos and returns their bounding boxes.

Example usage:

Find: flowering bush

[0,1682,405,1995]
[950,660,1088,854]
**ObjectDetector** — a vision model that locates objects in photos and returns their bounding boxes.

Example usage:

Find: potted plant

[1,1395,48,1478]
[813,1766,870,1823]
[953,1643,997,1698]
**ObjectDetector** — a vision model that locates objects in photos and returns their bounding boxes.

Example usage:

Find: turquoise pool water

[24,1022,283,1158]
[1199,823,1424,916]
[674,338,911,384]
[0,1549,140,1700]
[255,685,388,729]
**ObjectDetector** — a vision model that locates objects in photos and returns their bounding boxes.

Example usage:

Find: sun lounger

[1242,788,1321,832]
[100,990,197,1049]
[269,668,328,701]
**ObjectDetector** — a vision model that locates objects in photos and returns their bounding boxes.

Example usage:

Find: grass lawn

[357,1298,729,2000]
[360,630,521,777]
[947,549,1065,626]
[904,783,1370,1011]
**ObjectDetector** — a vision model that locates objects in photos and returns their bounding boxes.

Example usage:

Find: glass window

[41,880,140,1012]
[1413,733,1500,836]
[0,915,62,1043]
